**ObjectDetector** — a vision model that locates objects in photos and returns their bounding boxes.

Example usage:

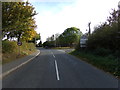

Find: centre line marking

[53,54,55,58]
[51,51,55,58]
[55,60,60,80]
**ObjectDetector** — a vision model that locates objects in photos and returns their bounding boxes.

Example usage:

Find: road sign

[17,42,22,46]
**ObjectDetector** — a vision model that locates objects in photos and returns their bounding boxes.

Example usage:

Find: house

[80,34,88,48]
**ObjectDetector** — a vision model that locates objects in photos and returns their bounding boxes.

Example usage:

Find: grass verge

[52,47,74,49]
[2,40,37,64]
[69,50,119,78]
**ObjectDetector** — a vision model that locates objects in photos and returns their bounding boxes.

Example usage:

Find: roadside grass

[0,53,2,64]
[2,40,37,64]
[52,47,74,49]
[70,50,119,78]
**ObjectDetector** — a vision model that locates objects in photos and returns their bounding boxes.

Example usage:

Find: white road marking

[57,50,65,52]
[53,54,55,58]
[51,51,55,58]
[55,60,60,80]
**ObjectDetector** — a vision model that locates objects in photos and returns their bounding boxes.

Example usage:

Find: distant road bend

[3,48,118,88]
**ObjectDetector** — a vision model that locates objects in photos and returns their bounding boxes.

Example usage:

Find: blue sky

[26,0,119,42]
[32,2,74,15]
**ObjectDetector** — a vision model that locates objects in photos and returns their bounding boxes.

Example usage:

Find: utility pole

[88,22,91,36]
[118,1,120,33]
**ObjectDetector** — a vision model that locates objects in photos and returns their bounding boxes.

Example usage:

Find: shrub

[2,40,18,53]
[93,48,112,56]
[70,50,119,77]
[2,40,36,54]
[21,51,28,55]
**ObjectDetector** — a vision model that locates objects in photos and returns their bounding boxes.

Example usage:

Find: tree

[87,9,119,53]
[3,0,22,1]
[54,33,60,47]
[37,41,42,47]
[45,34,56,47]
[58,27,82,47]
[2,1,37,42]
[44,27,82,48]
[36,33,41,40]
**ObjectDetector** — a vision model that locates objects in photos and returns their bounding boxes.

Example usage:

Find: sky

[26,0,119,42]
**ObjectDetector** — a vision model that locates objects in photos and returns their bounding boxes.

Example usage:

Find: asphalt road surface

[3,48,118,88]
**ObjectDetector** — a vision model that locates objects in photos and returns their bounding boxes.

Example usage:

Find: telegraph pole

[88,22,91,36]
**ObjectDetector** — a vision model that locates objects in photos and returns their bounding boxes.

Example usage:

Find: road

[3,48,118,88]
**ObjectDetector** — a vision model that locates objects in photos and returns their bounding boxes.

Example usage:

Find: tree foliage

[58,27,82,47]
[43,27,82,47]
[28,33,41,44]
[87,9,119,54]
[2,1,39,42]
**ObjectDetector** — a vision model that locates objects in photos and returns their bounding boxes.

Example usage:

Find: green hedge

[70,50,119,77]
[2,40,36,54]
[2,40,18,53]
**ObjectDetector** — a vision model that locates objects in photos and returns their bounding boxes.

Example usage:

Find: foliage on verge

[86,9,119,54]
[43,27,82,48]
[70,50,120,78]
[2,40,36,64]
[2,2,40,42]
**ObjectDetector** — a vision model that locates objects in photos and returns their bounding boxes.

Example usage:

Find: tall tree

[58,27,82,47]
[2,1,37,42]
[87,9,119,52]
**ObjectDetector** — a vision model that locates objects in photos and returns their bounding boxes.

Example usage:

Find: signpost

[17,41,22,56]
[17,41,22,46]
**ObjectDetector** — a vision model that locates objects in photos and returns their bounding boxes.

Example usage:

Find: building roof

[80,34,88,39]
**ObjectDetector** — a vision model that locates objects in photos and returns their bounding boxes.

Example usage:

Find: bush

[2,40,37,64]
[2,40,36,54]
[87,22,119,50]
[70,50,119,77]
[21,51,28,55]
[2,40,18,53]
[21,42,36,52]
[93,48,112,56]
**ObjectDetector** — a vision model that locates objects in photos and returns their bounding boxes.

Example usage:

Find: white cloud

[33,0,119,42]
